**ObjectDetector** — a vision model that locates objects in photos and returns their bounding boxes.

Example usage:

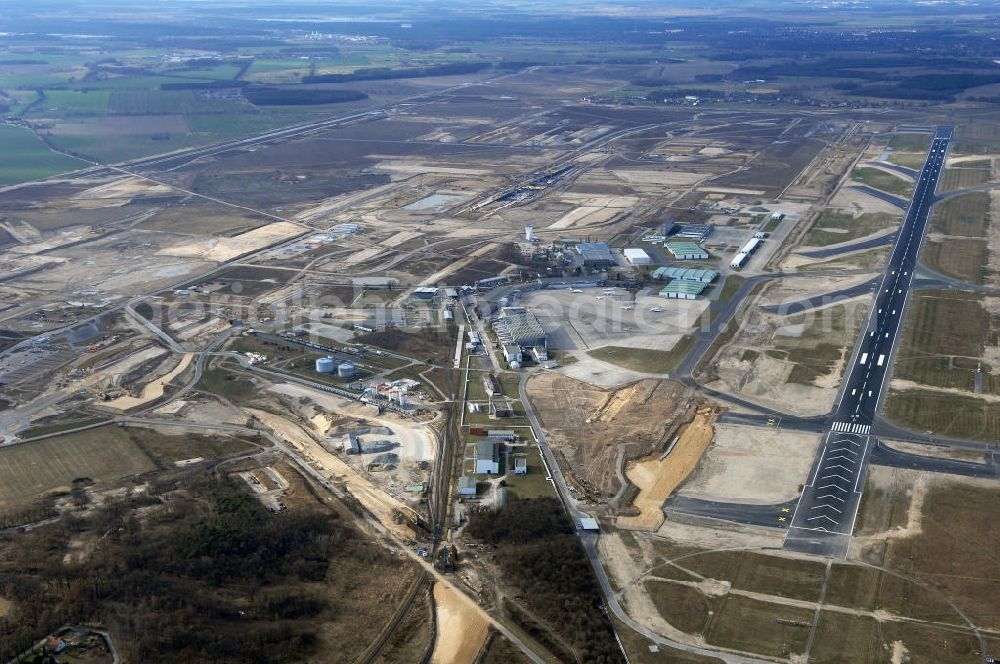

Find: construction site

[2,34,1000,662]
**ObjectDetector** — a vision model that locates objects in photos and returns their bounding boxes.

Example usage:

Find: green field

[920,236,988,284]
[0,125,89,184]
[886,389,1000,441]
[888,133,933,153]
[0,427,155,508]
[930,191,990,237]
[893,290,987,392]
[196,364,260,402]
[645,580,716,635]
[807,611,882,664]
[588,337,695,375]
[850,166,914,196]
[804,209,898,247]
[504,445,555,499]
[939,161,991,192]
[676,550,827,602]
[886,151,927,169]
[705,595,813,658]
[37,89,109,115]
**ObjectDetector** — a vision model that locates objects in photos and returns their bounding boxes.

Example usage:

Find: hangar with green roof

[662,240,709,260]
[659,281,708,299]
[652,267,718,283]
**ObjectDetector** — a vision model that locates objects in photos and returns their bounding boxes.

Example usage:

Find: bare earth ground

[703,278,871,417]
[677,423,821,504]
[525,373,690,497]
[102,352,193,411]
[430,582,489,664]
[245,405,418,541]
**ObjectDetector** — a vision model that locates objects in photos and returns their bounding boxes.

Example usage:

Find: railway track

[353,571,431,664]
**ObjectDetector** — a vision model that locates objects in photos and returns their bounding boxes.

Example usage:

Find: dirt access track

[245,407,418,541]
[617,406,718,531]
[430,582,489,664]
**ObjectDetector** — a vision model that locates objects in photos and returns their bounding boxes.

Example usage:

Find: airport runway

[784,126,953,558]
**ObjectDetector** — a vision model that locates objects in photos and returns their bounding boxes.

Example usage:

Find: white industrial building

[623,247,652,265]
[730,236,762,270]
[458,476,477,496]
[474,441,500,474]
[739,237,762,255]
[502,343,522,366]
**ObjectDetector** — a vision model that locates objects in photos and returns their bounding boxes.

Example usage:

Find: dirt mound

[618,406,718,531]
[525,373,690,497]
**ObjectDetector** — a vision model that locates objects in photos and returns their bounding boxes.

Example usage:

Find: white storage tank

[338,362,356,378]
[315,357,336,373]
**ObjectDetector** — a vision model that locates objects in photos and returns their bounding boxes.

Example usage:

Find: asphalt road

[784,126,953,558]
[848,184,910,210]
[870,441,998,478]
[758,277,879,315]
[665,495,797,529]
[795,231,896,259]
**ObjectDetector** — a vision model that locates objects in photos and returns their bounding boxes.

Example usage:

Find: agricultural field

[885,389,1000,441]
[930,191,990,237]
[0,125,88,184]
[892,290,990,392]
[0,428,154,509]
[920,237,989,284]
[939,160,991,192]
[0,425,257,511]
[107,90,249,115]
